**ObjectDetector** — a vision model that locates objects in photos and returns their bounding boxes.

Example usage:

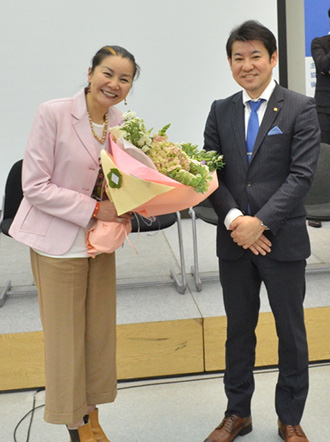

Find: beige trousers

[30,250,117,425]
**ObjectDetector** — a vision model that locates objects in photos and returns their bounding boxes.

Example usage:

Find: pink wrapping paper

[87,134,219,256]
[107,136,219,217]
[86,220,132,258]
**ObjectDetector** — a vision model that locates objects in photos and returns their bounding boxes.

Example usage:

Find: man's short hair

[226,20,277,59]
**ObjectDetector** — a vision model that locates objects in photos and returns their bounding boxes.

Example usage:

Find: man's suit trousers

[219,252,308,425]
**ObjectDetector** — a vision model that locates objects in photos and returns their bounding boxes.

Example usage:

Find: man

[203,21,320,442]
[311,8,330,145]
[309,8,330,228]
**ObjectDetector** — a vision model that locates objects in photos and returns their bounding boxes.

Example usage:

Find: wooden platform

[1,306,330,391]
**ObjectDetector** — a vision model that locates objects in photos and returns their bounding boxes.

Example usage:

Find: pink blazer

[9,89,123,255]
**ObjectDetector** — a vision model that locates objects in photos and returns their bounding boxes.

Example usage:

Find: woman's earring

[124,98,127,106]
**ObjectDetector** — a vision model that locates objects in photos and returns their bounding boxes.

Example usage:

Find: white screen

[0,0,278,195]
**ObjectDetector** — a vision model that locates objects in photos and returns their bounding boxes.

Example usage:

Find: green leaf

[158,123,171,136]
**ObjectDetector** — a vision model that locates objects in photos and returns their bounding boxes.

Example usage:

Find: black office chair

[127,212,187,294]
[303,142,330,274]
[304,143,330,222]
[189,197,218,291]
[0,160,187,305]
[0,159,23,237]
[188,144,330,290]
[0,160,34,307]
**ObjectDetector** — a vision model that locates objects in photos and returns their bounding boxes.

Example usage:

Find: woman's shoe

[88,408,111,442]
[68,422,97,442]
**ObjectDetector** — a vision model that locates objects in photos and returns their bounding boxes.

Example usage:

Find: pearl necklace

[88,111,108,144]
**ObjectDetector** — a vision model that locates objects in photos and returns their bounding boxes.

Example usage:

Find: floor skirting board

[1,307,330,391]
[204,306,330,371]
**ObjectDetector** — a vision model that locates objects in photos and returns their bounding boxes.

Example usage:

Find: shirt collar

[242,78,276,105]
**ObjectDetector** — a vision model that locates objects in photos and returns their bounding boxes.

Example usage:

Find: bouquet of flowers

[110,111,224,193]
[86,112,224,256]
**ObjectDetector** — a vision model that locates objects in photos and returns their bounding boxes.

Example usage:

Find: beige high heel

[68,421,97,442]
[88,408,111,442]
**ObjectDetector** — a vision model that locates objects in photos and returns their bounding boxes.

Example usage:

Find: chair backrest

[304,143,330,206]
[0,160,23,236]
[193,197,218,226]
[131,213,177,232]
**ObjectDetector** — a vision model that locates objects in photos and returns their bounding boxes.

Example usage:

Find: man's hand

[249,234,272,256]
[229,215,271,252]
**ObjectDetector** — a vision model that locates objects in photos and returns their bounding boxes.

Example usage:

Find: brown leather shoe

[278,420,309,441]
[204,415,252,442]
[308,220,322,228]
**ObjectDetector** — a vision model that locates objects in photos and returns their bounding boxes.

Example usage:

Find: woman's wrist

[92,201,100,219]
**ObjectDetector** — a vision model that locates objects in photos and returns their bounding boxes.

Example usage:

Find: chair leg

[188,208,202,292]
[0,280,11,307]
[170,212,187,294]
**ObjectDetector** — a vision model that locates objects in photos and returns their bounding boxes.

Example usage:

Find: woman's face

[88,55,135,111]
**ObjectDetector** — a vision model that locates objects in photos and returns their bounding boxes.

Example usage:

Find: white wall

[286,0,306,94]
[0,0,277,196]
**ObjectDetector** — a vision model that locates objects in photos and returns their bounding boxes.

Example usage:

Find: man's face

[228,40,278,98]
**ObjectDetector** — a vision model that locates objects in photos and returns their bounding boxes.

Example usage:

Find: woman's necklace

[88,111,108,144]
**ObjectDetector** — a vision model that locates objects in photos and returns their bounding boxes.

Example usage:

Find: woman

[9,45,139,442]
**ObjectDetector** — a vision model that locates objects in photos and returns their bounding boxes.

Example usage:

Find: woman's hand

[95,200,132,224]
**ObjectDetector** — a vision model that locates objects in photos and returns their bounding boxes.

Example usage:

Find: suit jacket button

[247,182,252,187]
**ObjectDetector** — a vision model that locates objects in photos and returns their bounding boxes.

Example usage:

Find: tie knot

[249,100,263,113]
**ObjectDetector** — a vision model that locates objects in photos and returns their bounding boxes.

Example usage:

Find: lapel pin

[273,107,278,112]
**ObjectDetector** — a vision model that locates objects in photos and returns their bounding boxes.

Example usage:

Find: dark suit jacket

[311,35,330,112]
[204,84,320,262]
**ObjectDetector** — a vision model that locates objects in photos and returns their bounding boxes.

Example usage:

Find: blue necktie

[246,100,263,163]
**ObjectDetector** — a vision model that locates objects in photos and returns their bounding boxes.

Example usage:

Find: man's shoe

[278,420,309,441]
[204,415,252,442]
[308,220,322,228]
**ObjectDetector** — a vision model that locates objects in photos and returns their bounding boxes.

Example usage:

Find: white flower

[109,126,124,141]
[122,111,136,120]
[137,133,152,147]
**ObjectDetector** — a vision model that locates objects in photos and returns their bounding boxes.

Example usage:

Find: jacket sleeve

[203,100,239,222]
[255,97,321,234]
[22,103,97,229]
[311,37,330,73]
